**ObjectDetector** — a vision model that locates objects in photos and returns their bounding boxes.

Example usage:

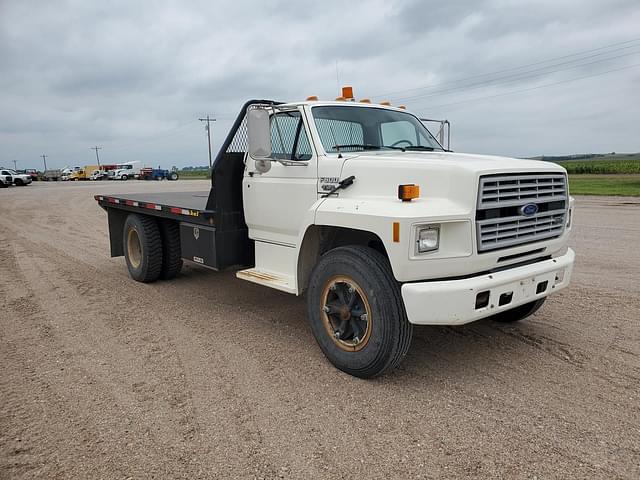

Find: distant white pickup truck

[1,168,32,186]
[96,89,575,378]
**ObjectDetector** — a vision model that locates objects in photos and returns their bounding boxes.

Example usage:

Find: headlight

[416,225,440,253]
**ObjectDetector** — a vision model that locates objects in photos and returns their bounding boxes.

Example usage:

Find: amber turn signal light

[398,184,420,202]
[342,86,354,99]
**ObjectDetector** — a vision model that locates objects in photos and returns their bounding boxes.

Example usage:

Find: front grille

[476,173,567,252]
[478,174,567,208]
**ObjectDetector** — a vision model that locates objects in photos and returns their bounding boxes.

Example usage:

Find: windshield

[311,106,443,154]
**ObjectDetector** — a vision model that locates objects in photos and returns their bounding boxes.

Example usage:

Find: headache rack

[476,173,568,252]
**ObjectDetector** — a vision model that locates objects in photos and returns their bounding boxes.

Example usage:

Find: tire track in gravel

[1,225,331,478]
[1,240,207,478]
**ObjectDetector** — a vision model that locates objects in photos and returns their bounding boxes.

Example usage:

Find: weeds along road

[1,180,639,479]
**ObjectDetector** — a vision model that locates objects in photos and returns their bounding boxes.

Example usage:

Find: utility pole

[41,154,48,171]
[90,146,102,166]
[198,115,216,169]
[12,160,17,170]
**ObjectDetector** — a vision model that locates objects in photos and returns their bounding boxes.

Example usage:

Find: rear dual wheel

[307,246,413,378]
[123,215,182,282]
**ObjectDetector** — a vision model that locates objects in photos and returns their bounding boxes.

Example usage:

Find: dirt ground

[1,180,639,479]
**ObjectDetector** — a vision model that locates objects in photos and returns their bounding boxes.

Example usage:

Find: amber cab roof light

[342,86,354,99]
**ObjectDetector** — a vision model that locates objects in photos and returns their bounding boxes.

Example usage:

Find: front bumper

[401,248,574,325]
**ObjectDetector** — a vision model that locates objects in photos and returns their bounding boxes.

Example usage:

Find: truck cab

[96,92,575,378]
[109,162,140,180]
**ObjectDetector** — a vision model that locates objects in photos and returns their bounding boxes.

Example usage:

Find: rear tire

[306,245,413,378]
[159,221,183,280]
[490,298,546,323]
[123,214,163,283]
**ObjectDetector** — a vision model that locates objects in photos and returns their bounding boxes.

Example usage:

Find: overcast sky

[1,0,639,170]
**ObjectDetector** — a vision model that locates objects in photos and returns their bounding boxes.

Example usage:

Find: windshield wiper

[331,144,405,151]
[404,145,436,151]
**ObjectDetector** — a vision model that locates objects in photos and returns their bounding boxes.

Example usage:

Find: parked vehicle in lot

[95,91,575,378]
[24,169,39,181]
[90,169,110,181]
[1,168,32,186]
[0,170,12,187]
[108,162,141,180]
[139,167,179,181]
[43,169,62,181]
[68,165,100,181]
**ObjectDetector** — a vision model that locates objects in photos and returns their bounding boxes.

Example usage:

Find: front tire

[121,174,128,181]
[15,179,23,186]
[307,246,413,378]
[490,298,546,323]
[123,214,163,283]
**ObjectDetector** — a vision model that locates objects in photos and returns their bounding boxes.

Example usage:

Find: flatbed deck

[95,191,216,225]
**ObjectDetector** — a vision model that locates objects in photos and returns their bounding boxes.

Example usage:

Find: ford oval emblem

[520,203,539,216]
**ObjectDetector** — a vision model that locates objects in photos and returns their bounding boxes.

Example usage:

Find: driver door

[243,109,318,246]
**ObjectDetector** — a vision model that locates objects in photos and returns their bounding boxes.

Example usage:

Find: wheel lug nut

[322,306,330,313]
[334,331,341,339]
[360,314,368,321]
[348,287,355,293]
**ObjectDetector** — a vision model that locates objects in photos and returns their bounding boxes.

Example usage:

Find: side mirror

[247,108,272,159]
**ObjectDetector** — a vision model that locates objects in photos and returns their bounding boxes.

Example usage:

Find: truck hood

[337,151,567,209]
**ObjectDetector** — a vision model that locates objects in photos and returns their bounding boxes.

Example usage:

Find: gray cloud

[1,0,639,169]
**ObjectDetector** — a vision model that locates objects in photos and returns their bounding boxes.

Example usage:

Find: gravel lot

[1,180,639,479]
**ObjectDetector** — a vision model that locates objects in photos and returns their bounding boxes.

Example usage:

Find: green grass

[569,174,640,196]
[179,170,209,179]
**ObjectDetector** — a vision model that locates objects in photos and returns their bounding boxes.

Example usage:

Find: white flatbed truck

[96,91,575,378]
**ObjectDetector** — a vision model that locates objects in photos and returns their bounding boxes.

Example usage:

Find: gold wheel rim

[127,228,142,268]
[320,275,372,352]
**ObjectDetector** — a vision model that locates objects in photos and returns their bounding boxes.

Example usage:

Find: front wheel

[121,174,128,181]
[306,246,413,378]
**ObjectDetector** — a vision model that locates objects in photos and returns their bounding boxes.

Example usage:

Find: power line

[416,62,640,112]
[198,115,216,169]
[373,37,640,99]
[90,146,102,166]
[398,48,640,103]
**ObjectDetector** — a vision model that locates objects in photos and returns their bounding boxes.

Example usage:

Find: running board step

[236,268,296,294]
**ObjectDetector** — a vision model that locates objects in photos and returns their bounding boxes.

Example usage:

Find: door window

[270,111,312,161]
